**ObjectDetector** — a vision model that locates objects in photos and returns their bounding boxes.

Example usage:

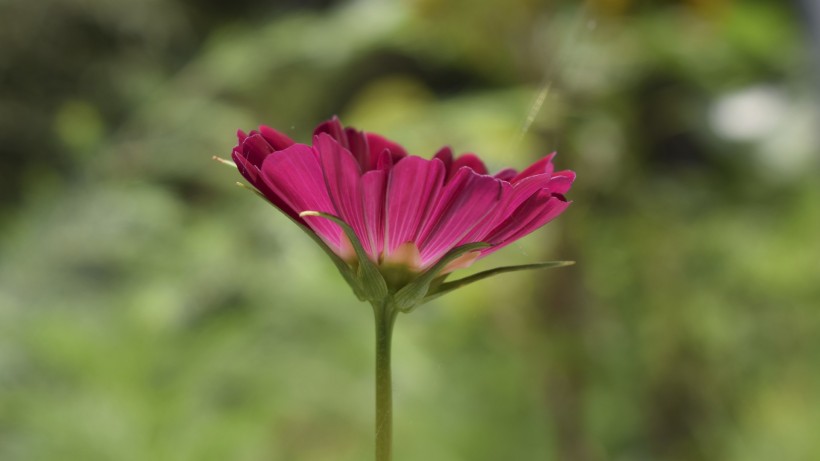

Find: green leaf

[300,211,388,302]
[393,242,490,312]
[423,261,574,303]
[236,183,365,300]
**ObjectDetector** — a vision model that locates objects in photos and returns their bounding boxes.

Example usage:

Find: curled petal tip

[299,210,321,218]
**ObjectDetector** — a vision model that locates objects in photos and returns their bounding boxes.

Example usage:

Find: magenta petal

[231,148,259,183]
[241,134,275,167]
[362,169,387,260]
[547,170,576,193]
[451,153,488,178]
[259,126,295,151]
[546,173,575,195]
[482,191,570,256]
[512,152,556,183]
[495,197,569,251]
[456,181,512,245]
[367,133,408,165]
[497,173,556,221]
[259,144,343,250]
[384,157,445,257]
[345,127,371,171]
[495,167,575,220]
[315,119,404,172]
[313,116,348,149]
[494,168,518,181]
[232,151,301,221]
[376,149,395,170]
[417,168,503,266]
[315,133,371,257]
[433,146,454,171]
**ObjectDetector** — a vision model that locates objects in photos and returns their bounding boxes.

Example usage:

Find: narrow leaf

[423,261,574,303]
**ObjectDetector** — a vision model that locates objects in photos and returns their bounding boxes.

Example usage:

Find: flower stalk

[373,300,398,461]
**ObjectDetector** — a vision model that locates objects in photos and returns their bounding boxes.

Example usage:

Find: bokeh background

[1,0,819,460]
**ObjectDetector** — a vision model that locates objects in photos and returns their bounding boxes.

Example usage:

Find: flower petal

[376,149,395,170]
[417,168,503,266]
[512,152,556,183]
[433,146,453,171]
[314,118,406,172]
[240,133,275,167]
[367,133,408,166]
[495,173,556,223]
[548,170,576,194]
[259,143,344,252]
[455,181,512,245]
[345,127,371,171]
[231,147,260,184]
[494,168,518,181]
[259,126,295,151]
[315,133,371,258]
[232,152,301,222]
[362,169,388,260]
[313,117,348,149]
[384,157,445,260]
[450,153,488,178]
[481,191,570,256]
[486,160,575,226]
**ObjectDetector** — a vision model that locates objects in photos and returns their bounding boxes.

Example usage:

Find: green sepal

[393,242,491,312]
[423,261,575,303]
[300,211,389,302]
[236,183,366,301]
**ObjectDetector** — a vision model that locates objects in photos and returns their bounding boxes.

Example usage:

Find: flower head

[227,116,574,308]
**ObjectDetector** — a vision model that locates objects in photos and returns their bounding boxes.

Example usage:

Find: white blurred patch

[710,85,819,178]
[710,85,788,142]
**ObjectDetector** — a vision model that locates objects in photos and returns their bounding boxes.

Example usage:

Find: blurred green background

[1,0,818,460]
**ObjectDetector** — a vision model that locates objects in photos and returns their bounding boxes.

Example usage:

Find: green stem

[373,300,397,461]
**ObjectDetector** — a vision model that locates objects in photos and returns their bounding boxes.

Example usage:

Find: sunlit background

[1,0,819,460]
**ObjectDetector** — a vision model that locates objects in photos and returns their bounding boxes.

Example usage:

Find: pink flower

[231,117,574,269]
[228,117,574,304]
